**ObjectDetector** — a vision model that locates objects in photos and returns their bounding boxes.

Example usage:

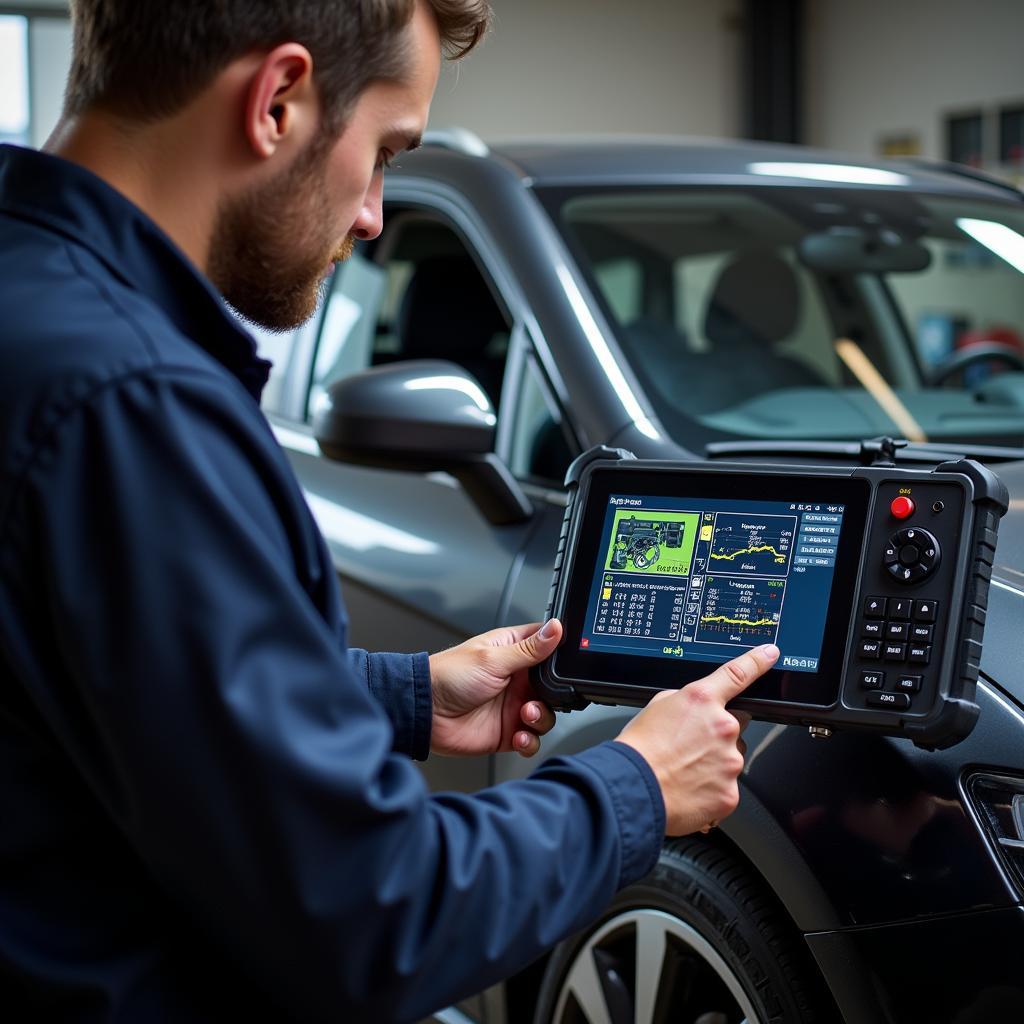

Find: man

[0,1,777,1020]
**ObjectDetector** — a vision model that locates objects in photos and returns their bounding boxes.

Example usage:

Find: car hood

[979,458,1024,701]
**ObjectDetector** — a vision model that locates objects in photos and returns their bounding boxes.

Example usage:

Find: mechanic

[0,1,778,1020]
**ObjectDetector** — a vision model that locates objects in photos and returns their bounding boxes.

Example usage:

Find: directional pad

[884,527,940,584]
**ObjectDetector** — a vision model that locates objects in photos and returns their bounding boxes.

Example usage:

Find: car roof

[407,131,1023,202]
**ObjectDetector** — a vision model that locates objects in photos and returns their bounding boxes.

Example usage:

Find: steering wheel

[927,342,1024,387]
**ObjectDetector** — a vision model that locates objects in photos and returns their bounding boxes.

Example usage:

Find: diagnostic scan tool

[535,446,1008,749]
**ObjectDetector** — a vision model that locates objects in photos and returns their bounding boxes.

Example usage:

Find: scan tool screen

[578,494,846,673]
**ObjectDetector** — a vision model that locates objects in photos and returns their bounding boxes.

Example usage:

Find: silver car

[255,132,1024,1024]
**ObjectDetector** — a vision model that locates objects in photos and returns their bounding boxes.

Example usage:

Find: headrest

[397,255,506,361]
[704,250,800,348]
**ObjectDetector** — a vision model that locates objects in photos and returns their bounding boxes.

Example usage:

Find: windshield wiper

[706,436,1024,465]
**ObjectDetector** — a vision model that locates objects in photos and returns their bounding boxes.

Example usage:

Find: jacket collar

[0,144,271,401]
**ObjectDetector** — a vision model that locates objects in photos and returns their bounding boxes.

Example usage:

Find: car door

[265,200,574,795]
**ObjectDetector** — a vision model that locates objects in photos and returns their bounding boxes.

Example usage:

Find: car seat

[700,248,826,400]
[395,254,509,408]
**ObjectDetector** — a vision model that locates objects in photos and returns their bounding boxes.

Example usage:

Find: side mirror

[312,360,533,526]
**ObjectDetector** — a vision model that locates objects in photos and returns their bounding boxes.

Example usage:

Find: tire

[532,837,831,1024]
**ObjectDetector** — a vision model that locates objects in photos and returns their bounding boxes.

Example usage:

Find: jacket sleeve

[12,369,665,1022]
[346,648,433,762]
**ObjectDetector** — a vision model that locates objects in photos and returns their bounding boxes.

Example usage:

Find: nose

[351,170,384,241]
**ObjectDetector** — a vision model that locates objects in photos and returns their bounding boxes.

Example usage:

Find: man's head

[63,0,491,329]
[65,1,488,133]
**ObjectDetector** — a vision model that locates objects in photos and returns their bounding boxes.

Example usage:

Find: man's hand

[616,644,779,836]
[428,620,562,758]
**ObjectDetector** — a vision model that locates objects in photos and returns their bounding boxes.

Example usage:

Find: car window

[508,351,574,484]
[887,235,1024,377]
[306,213,512,421]
[545,187,1024,450]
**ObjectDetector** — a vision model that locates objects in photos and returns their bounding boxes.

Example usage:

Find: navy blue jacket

[0,144,664,1022]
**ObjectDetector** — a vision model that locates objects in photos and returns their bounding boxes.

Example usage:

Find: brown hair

[65,0,490,129]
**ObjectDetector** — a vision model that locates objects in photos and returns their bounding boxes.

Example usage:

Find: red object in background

[580,638,589,648]
[891,496,915,520]
[957,325,1024,352]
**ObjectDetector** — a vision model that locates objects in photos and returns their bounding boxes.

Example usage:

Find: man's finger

[514,730,541,758]
[702,644,779,701]
[521,700,556,734]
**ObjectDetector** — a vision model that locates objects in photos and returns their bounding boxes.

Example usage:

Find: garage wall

[805,0,1024,162]
[429,0,742,140]
[11,0,744,146]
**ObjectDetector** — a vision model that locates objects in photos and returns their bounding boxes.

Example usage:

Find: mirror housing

[312,360,533,526]
[798,227,932,274]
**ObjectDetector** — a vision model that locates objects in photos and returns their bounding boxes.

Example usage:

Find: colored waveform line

[700,615,777,627]
[709,544,787,563]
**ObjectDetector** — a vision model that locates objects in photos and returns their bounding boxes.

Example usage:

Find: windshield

[545,185,1024,451]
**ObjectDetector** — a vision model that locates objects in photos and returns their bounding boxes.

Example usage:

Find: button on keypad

[860,670,885,689]
[908,644,931,664]
[859,640,881,659]
[867,691,912,710]
[913,600,937,623]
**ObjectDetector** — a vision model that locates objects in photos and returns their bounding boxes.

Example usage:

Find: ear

[243,43,317,160]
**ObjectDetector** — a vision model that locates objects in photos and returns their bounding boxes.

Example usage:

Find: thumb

[492,618,563,673]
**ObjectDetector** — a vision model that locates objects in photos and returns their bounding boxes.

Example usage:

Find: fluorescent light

[957,218,1024,274]
[748,162,910,187]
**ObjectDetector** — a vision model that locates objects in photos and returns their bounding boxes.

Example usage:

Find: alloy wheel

[549,907,760,1024]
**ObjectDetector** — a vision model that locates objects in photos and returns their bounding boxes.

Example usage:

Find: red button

[891,496,915,519]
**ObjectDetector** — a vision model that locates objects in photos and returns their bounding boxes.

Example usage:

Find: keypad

[857,596,938,709]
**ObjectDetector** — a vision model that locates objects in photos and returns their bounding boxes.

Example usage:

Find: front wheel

[532,837,831,1024]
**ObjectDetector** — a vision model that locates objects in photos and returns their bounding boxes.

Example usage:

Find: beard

[208,142,355,332]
